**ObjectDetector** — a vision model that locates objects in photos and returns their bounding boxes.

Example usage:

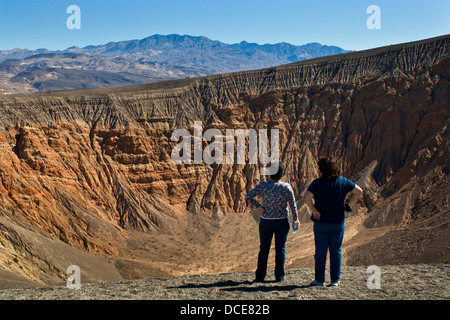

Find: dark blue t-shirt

[307,176,356,223]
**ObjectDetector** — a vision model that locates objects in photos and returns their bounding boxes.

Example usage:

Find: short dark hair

[270,161,284,181]
[318,155,340,179]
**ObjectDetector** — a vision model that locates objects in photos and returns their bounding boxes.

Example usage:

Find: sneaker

[329,281,340,287]
[310,279,324,287]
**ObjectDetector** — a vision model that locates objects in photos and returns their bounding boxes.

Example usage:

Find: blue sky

[0,0,449,51]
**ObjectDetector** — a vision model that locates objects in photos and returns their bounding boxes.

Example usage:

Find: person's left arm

[288,185,300,228]
[345,183,363,206]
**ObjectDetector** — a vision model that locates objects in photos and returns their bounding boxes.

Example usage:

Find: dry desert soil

[0,264,448,300]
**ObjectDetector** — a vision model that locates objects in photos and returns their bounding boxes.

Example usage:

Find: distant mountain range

[0,34,350,94]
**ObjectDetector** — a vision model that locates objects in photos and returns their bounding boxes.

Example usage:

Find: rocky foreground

[0,264,448,300]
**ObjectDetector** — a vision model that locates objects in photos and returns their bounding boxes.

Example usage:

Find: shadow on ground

[168,280,313,293]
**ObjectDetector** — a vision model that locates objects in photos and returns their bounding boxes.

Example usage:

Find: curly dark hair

[318,155,340,179]
[270,161,284,181]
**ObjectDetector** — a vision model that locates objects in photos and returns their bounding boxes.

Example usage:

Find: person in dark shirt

[304,155,363,287]
[246,162,299,282]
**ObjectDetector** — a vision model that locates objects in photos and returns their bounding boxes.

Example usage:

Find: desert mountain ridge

[0,34,448,288]
[0,34,349,95]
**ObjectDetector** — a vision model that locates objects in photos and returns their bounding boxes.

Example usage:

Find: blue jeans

[313,222,345,283]
[256,218,290,281]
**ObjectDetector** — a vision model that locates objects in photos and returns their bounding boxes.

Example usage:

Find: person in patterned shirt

[245,162,300,282]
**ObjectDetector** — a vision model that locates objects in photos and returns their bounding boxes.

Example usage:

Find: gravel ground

[0,264,448,300]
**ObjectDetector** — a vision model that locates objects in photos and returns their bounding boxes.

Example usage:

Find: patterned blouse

[245,180,298,221]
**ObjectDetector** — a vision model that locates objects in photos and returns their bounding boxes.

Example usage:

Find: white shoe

[329,281,340,287]
[310,279,324,287]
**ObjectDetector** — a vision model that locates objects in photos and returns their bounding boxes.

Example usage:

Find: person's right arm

[303,191,321,220]
[245,184,266,214]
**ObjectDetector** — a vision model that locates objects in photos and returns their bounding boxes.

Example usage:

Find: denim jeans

[255,218,290,281]
[313,222,345,283]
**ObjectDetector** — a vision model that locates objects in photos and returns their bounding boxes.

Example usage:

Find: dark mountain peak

[64,46,82,52]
